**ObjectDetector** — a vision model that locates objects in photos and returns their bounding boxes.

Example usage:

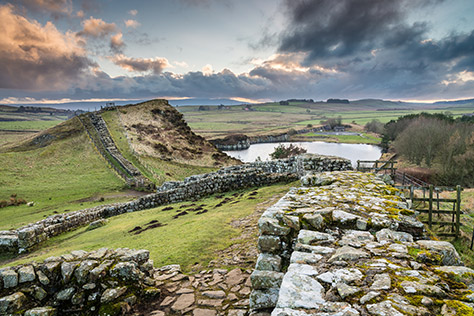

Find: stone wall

[0,248,160,315]
[250,171,474,315]
[0,154,352,255]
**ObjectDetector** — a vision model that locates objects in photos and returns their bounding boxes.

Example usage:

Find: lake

[223,141,382,166]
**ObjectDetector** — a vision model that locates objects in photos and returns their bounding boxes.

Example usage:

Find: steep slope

[108,99,238,168]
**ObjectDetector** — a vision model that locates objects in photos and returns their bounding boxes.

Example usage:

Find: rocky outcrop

[251,171,474,316]
[0,248,159,315]
[0,154,352,254]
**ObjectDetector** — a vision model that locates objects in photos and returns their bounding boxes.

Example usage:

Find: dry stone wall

[0,154,352,255]
[250,171,474,316]
[0,248,159,315]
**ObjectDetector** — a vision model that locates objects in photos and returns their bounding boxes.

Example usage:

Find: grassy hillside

[0,182,294,271]
[0,119,130,230]
[101,107,218,185]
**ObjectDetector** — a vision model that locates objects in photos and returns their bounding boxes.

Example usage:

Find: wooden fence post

[429,185,433,230]
[357,160,360,171]
[456,185,461,238]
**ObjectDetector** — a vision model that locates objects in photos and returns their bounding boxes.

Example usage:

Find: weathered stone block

[256,254,282,272]
[258,236,281,253]
[251,270,284,290]
[0,292,27,314]
[249,288,279,310]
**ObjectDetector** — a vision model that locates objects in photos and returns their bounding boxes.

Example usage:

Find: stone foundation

[250,171,474,315]
[0,248,158,315]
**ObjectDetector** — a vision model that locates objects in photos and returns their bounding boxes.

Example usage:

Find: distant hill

[168,98,246,106]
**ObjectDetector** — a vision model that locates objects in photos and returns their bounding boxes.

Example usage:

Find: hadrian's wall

[250,171,474,316]
[0,154,352,255]
[0,248,165,315]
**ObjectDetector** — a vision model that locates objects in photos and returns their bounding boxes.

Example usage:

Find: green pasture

[0,132,127,230]
[1,182,294,271]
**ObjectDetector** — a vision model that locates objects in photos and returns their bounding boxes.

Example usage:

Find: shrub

[270,144,307,159]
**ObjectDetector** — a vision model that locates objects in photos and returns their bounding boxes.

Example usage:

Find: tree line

[368,113,473,186]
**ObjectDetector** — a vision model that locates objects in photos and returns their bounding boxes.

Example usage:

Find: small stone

[203,290,226,299]
[160,296,176,307]
[193,308,217,316]
[249,288,279,310]
[227,293,238,301]
[256,253,282,271]
[0,292,27,314]
[227,309,247,316]
[149,311,165,316]
[370,273,391,290]
[421,297,433,306]
[360,291,381,304]
[303,213,324,230]
[176,287,194,294]
[226,268,246,286]
[332,210,360,225]
[71,291,85,305]
[258,217,291,236]
[0,269,18,288]
[197,299,223,307]
[56,287,75,301]
[61,261,78,282]
[276,269,325,309]
[33,286,48,301]
[388,243,408,254]
[24,306,57,316]
[101,286,127,303]
[416,240,462,266]
[367,300,404,316]
[18,265,36,283]
[399,281,445,297]
[356,218,368,230]
[328,246,370,262]
[297,230,335,245]
[376,229,413,243]
[82,283,96,290]
[258,236,281,253]
[250,270,284,290]
[290,251,323,265]
[110,262,143,281]
[337,283,361,299]
[37,270,50,285]
[171,294,195,312]
[282,215,300,230]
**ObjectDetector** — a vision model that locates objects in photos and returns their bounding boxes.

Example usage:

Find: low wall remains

[0,248,160,315]
[0,154,352,254]
[250,171,474,315]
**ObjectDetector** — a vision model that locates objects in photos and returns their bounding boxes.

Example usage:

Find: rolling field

[181,101,473,140]
[0,182,294,271]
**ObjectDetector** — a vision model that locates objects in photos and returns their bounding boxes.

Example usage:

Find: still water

[224,142,382,166]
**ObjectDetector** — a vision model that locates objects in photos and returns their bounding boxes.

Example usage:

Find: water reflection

[223,142,382,167]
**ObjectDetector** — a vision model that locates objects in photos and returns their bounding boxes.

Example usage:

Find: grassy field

[181,101,473,140]
[0,131,128,230]
[0,182,294,271]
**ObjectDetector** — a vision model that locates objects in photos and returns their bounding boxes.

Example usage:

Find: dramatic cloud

[16,0,72,15]
[124,19,140,28]
[77,17,117,38]
[0,4,93,90]
[111,55,170,75]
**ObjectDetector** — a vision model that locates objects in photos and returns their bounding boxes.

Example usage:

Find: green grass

[0,120,65,131]
[0,182,294,271]
[0,131,127,230]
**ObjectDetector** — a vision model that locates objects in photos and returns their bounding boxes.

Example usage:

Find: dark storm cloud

[0,4,94,90]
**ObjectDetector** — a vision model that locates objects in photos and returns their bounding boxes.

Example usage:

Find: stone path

[136,266,252,316]
[251,171,474,316]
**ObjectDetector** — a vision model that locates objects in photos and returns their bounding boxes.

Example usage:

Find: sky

[1,0,474,105]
